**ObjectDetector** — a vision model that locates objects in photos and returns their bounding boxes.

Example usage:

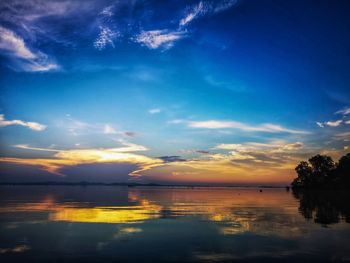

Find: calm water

[0,186,350,262]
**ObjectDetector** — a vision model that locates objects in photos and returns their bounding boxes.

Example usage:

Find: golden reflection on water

[0,188,316,236]
[49,201,161,224]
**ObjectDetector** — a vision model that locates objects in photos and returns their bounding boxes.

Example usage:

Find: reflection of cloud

[0,114,46,131]
[127,188,312,238]
[0,245,30,254]
[50,203,160,224]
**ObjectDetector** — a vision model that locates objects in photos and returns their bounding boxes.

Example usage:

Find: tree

[291,154,350,188]
[308,154,335,176]
[336,153,350,184]
[292,161,313,187]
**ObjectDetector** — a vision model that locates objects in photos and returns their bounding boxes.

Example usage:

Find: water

[0,186,350,262]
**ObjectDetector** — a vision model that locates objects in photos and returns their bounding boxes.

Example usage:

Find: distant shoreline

[0,182,288,188]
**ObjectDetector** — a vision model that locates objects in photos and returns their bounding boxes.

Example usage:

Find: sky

[0,0,350,185]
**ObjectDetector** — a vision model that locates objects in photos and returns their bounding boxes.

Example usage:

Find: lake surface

[0,186,350,262]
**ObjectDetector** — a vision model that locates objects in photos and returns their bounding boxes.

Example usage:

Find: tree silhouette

[337,153,350,185]
[291,153,349,189]
[292,161,313,187]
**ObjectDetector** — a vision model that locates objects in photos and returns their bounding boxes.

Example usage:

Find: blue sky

[0,0,350,185]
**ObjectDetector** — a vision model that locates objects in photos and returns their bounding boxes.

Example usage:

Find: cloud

[135,30,186,49]
[179,1,207,27]
[158,156,187,163]
[0,26,58,72]
[94,26,119,50]
[211,141,306,165]
[186,120,310,134]
[57,117,136,138]
[100,5,114,17]
[123,131,136,137]
[346,120,350,125]
[316,122,324,128]
[103,124,117,134]
[336,107,350,115]
[2,142,162,177]
[215,142,303,152]
[149,108,161,114]
[0,114,46,131]
[179,0,238,27]
[324,120,342,127]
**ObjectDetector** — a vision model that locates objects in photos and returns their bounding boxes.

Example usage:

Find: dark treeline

[291,153,350,189]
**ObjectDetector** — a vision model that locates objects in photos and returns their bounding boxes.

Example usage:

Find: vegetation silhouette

[291,153,350,189]
[291,153,350,225]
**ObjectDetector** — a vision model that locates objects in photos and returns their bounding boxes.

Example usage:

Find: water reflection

[292,189,350,225]
[0,186,350,262]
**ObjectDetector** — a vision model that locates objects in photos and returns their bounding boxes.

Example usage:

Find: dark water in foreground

[0,186,350,262]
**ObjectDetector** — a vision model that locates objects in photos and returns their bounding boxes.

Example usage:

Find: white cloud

[135,30,186,49]
[149,108,161,114]
[324,120,342,127]
[100,6,114,17]
[213,0,238,13]
[179,0,237,27]
[346,120,350,125]
[0,26,58,72]
[187,120,309,134]
[179,1,207,27]
[168,119,185,124]
[316,122,324,128]
[0,26,36,59]
[103,124,117,134]
[336,107,350,115]
[94,26,118,50]
[0,114,46,131]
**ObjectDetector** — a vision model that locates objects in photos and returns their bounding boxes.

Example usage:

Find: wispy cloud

[57,117,135,138]
[0,26,58,72]
[179,1,207,27]
[149,108,161,114]
[0,114,46,131]
[103,124,117,134]
[179,0,238,27]
[211,141,306,165]
[185,120,310,134]
[336,107,350,115]
[94,26,119,50]
[135,30,186,50]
